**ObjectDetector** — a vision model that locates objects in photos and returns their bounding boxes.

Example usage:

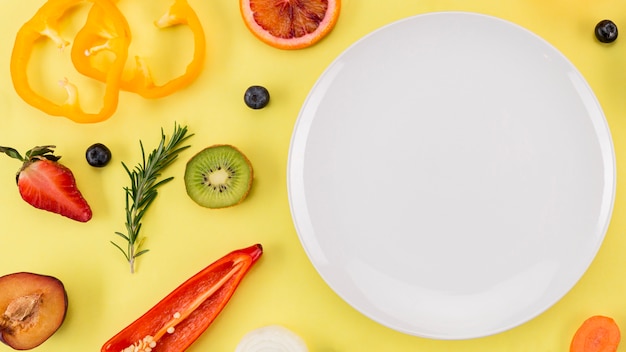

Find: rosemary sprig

[112,123,193,273]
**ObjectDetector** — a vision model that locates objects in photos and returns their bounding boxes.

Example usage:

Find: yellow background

[0,0,625,351]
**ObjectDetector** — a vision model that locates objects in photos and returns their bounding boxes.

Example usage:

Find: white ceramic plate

[287,12,615,339]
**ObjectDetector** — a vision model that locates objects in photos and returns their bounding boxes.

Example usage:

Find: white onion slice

[234,325,308,352]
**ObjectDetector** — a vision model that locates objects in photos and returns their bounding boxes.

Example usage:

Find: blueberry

[244,85,270,109]
[86,143,112,167]
[595,19,618,43]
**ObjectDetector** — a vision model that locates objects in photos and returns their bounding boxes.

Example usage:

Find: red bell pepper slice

[101,244,263,352]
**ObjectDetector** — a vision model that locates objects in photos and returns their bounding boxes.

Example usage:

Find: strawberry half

[0,145,92,222]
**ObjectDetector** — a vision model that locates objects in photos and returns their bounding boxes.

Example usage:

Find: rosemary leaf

[113,123,193,273]
[135,249,150,257]
[114,231,130,241]
[111,241,130,261]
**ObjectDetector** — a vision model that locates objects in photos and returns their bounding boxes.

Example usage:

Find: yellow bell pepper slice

[72,0,206,99]
[10,0,131,123]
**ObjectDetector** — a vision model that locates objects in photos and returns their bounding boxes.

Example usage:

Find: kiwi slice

[184,145,253,208]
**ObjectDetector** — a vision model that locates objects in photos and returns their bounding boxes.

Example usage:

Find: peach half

[0,272,68,350]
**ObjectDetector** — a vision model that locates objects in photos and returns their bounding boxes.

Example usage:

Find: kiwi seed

[184,144,253,209]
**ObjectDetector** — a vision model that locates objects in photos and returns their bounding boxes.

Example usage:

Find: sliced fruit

[570,315,620,352]
[0,145,92,222]
[235,325,308,352]
[240,0,341,49]
[0,272,68,350]
[184,145,253,208]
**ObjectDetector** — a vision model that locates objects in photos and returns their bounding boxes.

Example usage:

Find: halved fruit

[0,272,68,350]
[240,0,341,50]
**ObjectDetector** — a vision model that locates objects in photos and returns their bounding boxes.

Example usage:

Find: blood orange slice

[240,0,341,50]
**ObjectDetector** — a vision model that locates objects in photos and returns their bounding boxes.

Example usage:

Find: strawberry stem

[0,145,61,163]
[0,146,25,161]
